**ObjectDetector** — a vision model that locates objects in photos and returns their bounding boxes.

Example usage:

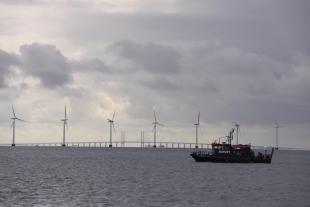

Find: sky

[0,0,309,149]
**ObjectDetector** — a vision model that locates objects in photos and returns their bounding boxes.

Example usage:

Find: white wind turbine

[194,112,200,148]
[107,111,116,147]
[10,105,25,147]
[274,121,279,150]
[152,111,163,148]
[61,106,68,147]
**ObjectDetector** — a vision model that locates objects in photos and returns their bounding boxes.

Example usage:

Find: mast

[235,124,239,145]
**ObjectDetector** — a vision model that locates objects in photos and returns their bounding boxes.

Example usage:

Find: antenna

[234,122,240,145]
[227,128,235,145]
[152,110,163,148]
[61,105,68,147]
[10,105,25,147]
[274,121,279,150]
[194,111,200,148]
[107,111,116,147]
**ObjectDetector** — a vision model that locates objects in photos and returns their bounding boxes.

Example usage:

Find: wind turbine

[194,112,200,148]
[234,122,240,145]
[10,105,25,147]
[274,121,279,150]
[152,111,163,148]
[61,106,68,147]
[107,111,115,147]
[140,131,145,148]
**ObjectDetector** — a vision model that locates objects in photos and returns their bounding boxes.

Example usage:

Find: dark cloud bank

[0,43,72,88]
[0,33,309,128]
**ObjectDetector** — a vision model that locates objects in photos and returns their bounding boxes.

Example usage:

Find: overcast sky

[0,0,309,148]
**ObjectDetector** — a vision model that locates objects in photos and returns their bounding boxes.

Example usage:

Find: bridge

[0,141,212,149]
[0,141,274,150]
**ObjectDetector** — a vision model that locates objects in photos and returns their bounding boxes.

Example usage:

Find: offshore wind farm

[0,0,309,206]
[2,105,281,150]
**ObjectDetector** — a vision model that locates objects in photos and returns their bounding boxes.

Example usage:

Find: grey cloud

[62,0,309,64]
[1,42,117,89]
[186,46,294,96]
[19,43,72,88]
[141,77,179,91]
[71,58,112,74]
[0,0,43,5]
[107,40,181,74]
[0,49,19,88]
[115,42,310,126]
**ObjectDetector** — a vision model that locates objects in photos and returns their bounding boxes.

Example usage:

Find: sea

[0,147,309,207]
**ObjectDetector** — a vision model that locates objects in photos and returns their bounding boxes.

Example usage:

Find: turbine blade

[16,118,25,122]
[275,120,279,128]
[112,111,115,121]
[12,105,16,118]
[65,121,68,130]
[197,111,200,124]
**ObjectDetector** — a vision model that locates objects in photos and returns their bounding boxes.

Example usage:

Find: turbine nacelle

[274,121,279,128]
[153,111,163,126]
[194,111,200,126]
[11,117,25,122]
[11,105,25,122]
[152,121,163,126]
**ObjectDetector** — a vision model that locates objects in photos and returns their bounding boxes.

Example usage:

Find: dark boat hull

[190,152,272,164]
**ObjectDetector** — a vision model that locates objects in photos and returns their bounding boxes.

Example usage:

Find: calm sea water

[0,147,309,207]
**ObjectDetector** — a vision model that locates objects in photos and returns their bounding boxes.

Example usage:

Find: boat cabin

[211,142,253,156]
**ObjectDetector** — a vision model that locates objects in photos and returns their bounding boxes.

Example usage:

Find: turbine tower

[141,131,145,148]
[107,111,115,147]
[275,121,279,150]
[121,131,125,147]
[61,106,68,147]
[10,105,25,147]
[234,122,240,145]
[152,111,163,148]
[194,112,200,148]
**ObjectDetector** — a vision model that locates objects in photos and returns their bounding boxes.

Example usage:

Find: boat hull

[190,152,272,164]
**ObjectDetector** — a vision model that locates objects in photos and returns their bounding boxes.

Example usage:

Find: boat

[190,128,274,163]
